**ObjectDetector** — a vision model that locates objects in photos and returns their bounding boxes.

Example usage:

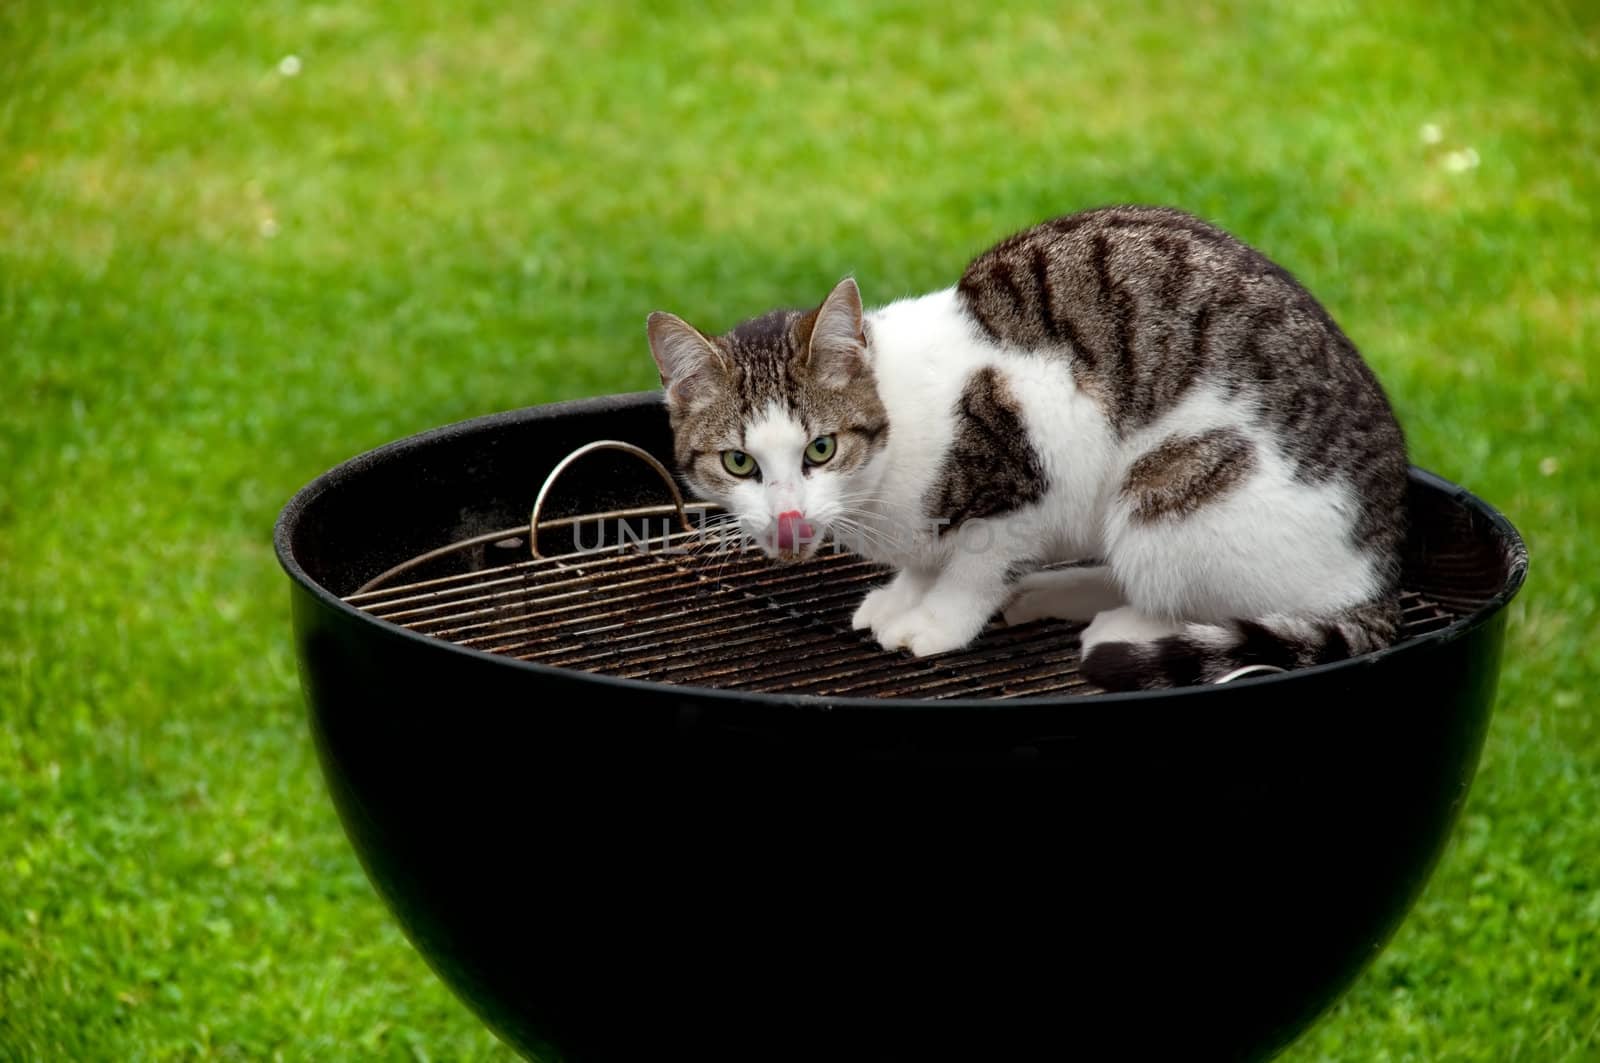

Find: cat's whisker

[688,527,741,550]
[824,516,899,554]
[830,495,897,509]
[686,513,762,566]
[830,528,896,554]
[686,528,749,560]
[674,516,753,564]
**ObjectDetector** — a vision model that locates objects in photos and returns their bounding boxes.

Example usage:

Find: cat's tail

[1079,599,1402,692]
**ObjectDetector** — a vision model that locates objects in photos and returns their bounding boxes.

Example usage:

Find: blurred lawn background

[2,0,1596,1058]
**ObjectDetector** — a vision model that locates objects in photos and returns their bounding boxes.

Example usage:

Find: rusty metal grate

[338,440,1466,699]
[343,524,1463,701]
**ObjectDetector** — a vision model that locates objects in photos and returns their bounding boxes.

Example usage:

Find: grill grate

[344,524,1464,700]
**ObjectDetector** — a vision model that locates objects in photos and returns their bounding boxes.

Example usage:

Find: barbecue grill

[275,390,1526,1062]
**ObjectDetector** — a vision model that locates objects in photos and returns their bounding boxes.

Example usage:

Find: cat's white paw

[875,604,985,657]
[852,585,899,632]
[852,574,929,632]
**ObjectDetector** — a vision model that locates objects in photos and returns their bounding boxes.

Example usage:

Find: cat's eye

[722,450,758,477]
[804,435,836,465]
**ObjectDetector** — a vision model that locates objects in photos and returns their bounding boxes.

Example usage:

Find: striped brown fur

[1122,427,1257,524]
[958,205,1407,590]
[926,367,1048,530]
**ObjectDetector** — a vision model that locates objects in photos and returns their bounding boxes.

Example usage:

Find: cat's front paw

[852,573,929,632]
[852,585,900,632]
[875,603,986,657]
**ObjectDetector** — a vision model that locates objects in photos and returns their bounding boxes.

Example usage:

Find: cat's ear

[806,277,868,387]
[647,312,727,408]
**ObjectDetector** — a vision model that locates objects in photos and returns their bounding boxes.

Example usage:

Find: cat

[644,205,1408,691]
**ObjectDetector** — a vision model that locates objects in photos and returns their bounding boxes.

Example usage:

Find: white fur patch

[1102,385,1382,622]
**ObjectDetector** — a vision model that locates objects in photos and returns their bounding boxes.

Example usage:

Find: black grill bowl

[274,391,1526,1062]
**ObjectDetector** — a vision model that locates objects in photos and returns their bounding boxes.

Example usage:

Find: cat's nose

[775,510,815,552]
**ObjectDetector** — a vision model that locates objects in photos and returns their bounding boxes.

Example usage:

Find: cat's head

[646,277,890,561]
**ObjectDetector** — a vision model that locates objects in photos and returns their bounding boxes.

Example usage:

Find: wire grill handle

[528,440,692,559]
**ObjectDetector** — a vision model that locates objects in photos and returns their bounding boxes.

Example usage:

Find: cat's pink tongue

[775,511,815,552]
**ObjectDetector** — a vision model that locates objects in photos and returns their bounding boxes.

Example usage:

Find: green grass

[2,0,1596,1058]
